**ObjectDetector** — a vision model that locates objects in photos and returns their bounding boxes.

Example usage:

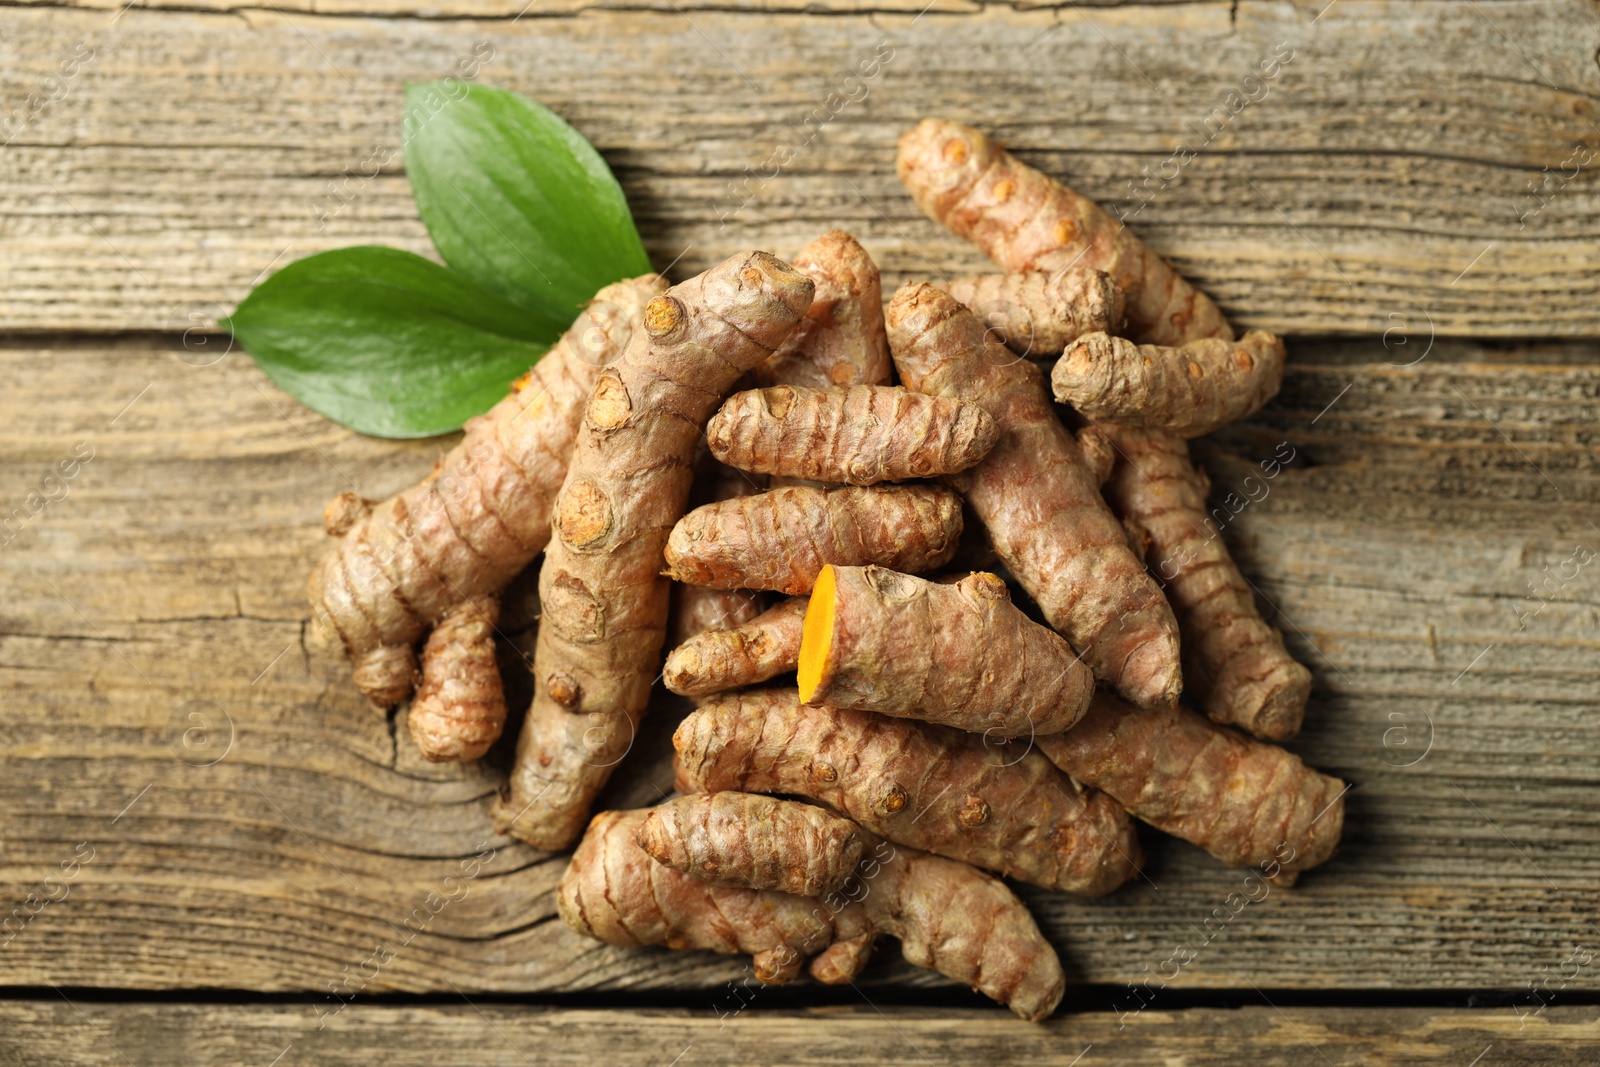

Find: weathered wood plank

[1,333,1596,997]
[3,1002,1598,1066]
[1,2,1597,334]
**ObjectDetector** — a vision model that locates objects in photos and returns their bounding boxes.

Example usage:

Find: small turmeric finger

[407,595,505,762]
[673,690,1142,896]
[663,484,963,595]
[798,565,1093,737]
[559,809,840,984]
[940,268,1125,358]
[707,385,999,486]
[1103,426,1311,740]
[1037,692,1345,878]
[1053,330,1287,438]
[756,230,892,389]
[664,595,807,698]
[637,792,865,898]
[807,931,876,985]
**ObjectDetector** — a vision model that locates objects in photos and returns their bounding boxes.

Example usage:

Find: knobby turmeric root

[798,565,1093,737]
[406,595,504,761]
[839,831,1064,1022]
[897,119,1231,347]
[1097,426,1311,740]
[559,808,841,984]
[663,595,807,699]
[939,268,1124,358]
[638,795,1066,1021]
[896,122,1296,725]
[1053,330,1287,438]
[663,483,963,595]
[887,282,1182,708]
[1037,692,1345,880]
[308,274,666,728]
[673,689,1141,896]
[493,252,815,849]
[637,792,864,897]
[707,385,999,486]
[566,802,1065,1020]
[756,230,892,389]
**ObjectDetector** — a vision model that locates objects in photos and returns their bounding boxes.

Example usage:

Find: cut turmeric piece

[798,565,1093,737]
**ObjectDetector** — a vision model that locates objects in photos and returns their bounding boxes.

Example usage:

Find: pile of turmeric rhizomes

[307,119,1345,1022]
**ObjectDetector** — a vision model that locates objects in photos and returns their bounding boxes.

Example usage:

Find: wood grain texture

[1,2,1598,335]
[1,334,1597,998]
[3,1002,1598,1066]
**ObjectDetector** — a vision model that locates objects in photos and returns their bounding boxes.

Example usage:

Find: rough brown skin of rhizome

[493,251,815,851]
[797,564,1094,737]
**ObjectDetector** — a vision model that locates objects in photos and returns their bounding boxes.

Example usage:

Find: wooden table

[2,1,1597,1062]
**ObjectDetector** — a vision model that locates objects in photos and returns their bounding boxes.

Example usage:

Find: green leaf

[403,81,651,323]
[227,246,549,439]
